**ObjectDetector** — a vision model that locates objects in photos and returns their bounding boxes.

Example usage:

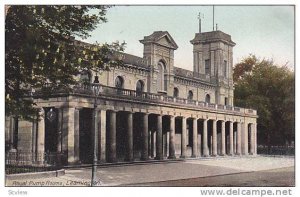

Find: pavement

[5,155,295,187]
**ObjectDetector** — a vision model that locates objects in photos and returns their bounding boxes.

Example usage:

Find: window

[225,97,228,106]
[205,59,210,75]
[205,94,211,103]
[173,87,179,98]
[188,90,193,100]
[224,60,227,77]
[157,61,165,92]
[115,76,124,89]
[136,80,144,93]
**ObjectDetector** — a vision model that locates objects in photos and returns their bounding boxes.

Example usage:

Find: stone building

[5,29,258,165]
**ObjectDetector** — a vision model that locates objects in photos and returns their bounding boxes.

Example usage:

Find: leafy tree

[5,5,125,120]
[233,55,295,152]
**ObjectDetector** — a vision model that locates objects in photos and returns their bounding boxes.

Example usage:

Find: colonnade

[34,107,257,164]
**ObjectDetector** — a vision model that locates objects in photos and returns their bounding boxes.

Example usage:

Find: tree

[5,5,125,120]
[233,55,295,152]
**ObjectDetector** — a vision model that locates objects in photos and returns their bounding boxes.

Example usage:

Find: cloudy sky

[82,5,294,70]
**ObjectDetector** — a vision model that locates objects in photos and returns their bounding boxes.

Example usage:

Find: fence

[257,145,295,155]
[5,151,66,174]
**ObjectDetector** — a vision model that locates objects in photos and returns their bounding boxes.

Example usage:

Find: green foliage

[5,6,125,120]
[233,55,295,147]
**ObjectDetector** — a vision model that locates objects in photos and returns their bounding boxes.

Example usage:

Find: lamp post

[91,76,100,186]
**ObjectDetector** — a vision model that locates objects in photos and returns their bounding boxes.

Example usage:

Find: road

[127,167,294,187]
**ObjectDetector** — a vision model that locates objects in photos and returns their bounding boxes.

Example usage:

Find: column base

[155,156,164,160]
[107,158,117,163]
[211,154,218,157]
[140,157,149,161]
[180,155,187,159]
[168,155,176,159]
[235,153,241,156]
[124,158,134,162]
[203,154,210,157]
[219,154,226,156]
[67,161,81,166]
[228,153,234,156]
[191,155,197,158]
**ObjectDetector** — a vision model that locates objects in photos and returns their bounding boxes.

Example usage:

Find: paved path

[130,167,294,186]
[6,156,294,186]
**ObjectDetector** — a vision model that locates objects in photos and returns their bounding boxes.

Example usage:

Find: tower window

[224,60,227,77]
[188,90,193,100]
[173,87,179,98]
[205,94,211,103]
[205,59,210,75]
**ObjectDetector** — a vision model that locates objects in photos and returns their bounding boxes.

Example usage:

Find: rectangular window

[205,59,210,75]
[225,97,228,106]
[224,60,227,77]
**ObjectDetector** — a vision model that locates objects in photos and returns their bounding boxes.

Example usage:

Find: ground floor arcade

[5,98,257,165]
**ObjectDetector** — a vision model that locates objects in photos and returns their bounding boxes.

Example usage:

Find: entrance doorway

[79,108,93,164]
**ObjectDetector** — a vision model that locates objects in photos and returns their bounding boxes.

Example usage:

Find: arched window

[173,87,179,98]
[157,61,165,92]
[188,90,193,100]
[205,94,211,103]
[115,76,124,89]
[136,80,144,93]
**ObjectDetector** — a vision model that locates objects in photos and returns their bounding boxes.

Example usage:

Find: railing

[5,151,66,174]
[55,84,257,115]
[257,145,295,156]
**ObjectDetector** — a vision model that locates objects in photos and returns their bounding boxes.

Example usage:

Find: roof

[190,30,236,46]
[111,51,149,68]
[140,31,178,50]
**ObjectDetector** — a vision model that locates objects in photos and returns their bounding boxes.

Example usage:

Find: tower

[140,31,178,95]
[190,30,236,105]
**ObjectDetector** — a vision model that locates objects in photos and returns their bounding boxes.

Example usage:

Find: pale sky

[78,6,294,70]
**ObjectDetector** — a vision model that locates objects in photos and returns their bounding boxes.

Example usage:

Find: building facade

[5,30,258,165]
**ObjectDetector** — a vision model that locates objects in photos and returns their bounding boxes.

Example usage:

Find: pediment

[155,34,178,50]
[140,31,178,50]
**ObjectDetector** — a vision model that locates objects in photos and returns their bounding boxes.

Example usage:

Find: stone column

[180,117,187,158]
[212,119,217,156]
[229,121,234,155]
[108,110,117,163]
[234,131,237,154]
[203,119,209,156]
[249,123,254,155]
[242,122,249,155]
[98,110,106,163]
[155,114,163,160]
[31,117,37,162]
[168,115,176,159]
[61,107,79,164]
[74,108,80,162]
[221,120,226,156]
[141,113,149,160]
[192,118,198,158]
[151,130,156,158]
[125,112,133,161]
[57,108,63,153]
[236,122,242,155]
[37,108,45,164]
[9,116,15,150]
[254,123,257,155]
[198,133,202,157]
